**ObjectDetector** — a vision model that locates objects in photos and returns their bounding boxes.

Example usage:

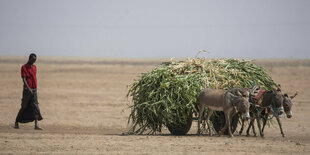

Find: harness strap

[250,84,271,120]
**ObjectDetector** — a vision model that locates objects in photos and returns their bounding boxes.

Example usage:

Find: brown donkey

[242,92,297,137]
[238,87,285,138]
[197,88,251,137]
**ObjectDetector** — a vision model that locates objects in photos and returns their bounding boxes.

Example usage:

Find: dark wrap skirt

[15,88,43,123]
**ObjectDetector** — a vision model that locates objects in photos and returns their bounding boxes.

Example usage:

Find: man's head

[28,53,37,65]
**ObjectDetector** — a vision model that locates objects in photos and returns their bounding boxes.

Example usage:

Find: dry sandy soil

[0,57,309,154]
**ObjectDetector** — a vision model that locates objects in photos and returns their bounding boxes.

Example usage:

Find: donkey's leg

[262,114,268,133]
[276,116,285,137]
[251,121,257,137]
[227,112,234,137]
[205,109,213,136]
[246,116,255,136]
[254,112,264,138]
[239,119,245,135]
[197,103,205,136]
[219,112,229,137]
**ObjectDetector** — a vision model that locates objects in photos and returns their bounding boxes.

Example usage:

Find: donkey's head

[283,92,298,118]
[271,85,285,115]
[231,90,251,120]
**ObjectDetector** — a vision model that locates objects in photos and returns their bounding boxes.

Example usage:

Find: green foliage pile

[126,58,276,134]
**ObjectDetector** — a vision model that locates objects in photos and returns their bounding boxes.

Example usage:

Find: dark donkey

[238,86,285,138]
[197,88,251,137]
[241,92,297,137]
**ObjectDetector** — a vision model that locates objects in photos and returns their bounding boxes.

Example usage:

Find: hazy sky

[0,0,309,58]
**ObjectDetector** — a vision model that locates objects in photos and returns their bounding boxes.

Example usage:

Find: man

[14,53,43,130]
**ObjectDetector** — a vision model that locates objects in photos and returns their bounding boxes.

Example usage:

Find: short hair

[29,53,37,59]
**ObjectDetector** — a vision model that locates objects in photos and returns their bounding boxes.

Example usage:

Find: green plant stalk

[126,58,277,134]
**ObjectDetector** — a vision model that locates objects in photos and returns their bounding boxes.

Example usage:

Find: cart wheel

[210,111,239,135]
[167,115,193,135]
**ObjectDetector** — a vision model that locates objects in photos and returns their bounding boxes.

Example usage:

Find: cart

[167,111,239,135]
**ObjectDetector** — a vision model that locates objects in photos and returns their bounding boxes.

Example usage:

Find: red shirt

[21,63,37,89]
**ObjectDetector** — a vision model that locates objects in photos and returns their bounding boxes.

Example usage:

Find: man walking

[14,53,43,130]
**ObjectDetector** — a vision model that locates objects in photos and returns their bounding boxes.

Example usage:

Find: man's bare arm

[22,77,33,95]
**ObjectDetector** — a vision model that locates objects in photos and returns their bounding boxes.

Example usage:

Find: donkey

[238,87,285,138]
[197,88,251,137]
[244,92,298,137]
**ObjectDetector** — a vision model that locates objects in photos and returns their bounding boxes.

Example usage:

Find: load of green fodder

[126,58,276,134]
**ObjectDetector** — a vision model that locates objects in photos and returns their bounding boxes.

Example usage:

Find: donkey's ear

[229,92,240,100]
[237,91,243,96]
[290,92,298,99]
[271,85,281,92]
[271,86,277,92]
[283,93,289,97]
[277,84,281,91]
[243,91,249,97]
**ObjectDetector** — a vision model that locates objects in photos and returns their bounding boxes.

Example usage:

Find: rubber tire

[167,115,193,135]
[210,111,239,135]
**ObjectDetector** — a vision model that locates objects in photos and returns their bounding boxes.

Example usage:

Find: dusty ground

[0,57,309,154]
